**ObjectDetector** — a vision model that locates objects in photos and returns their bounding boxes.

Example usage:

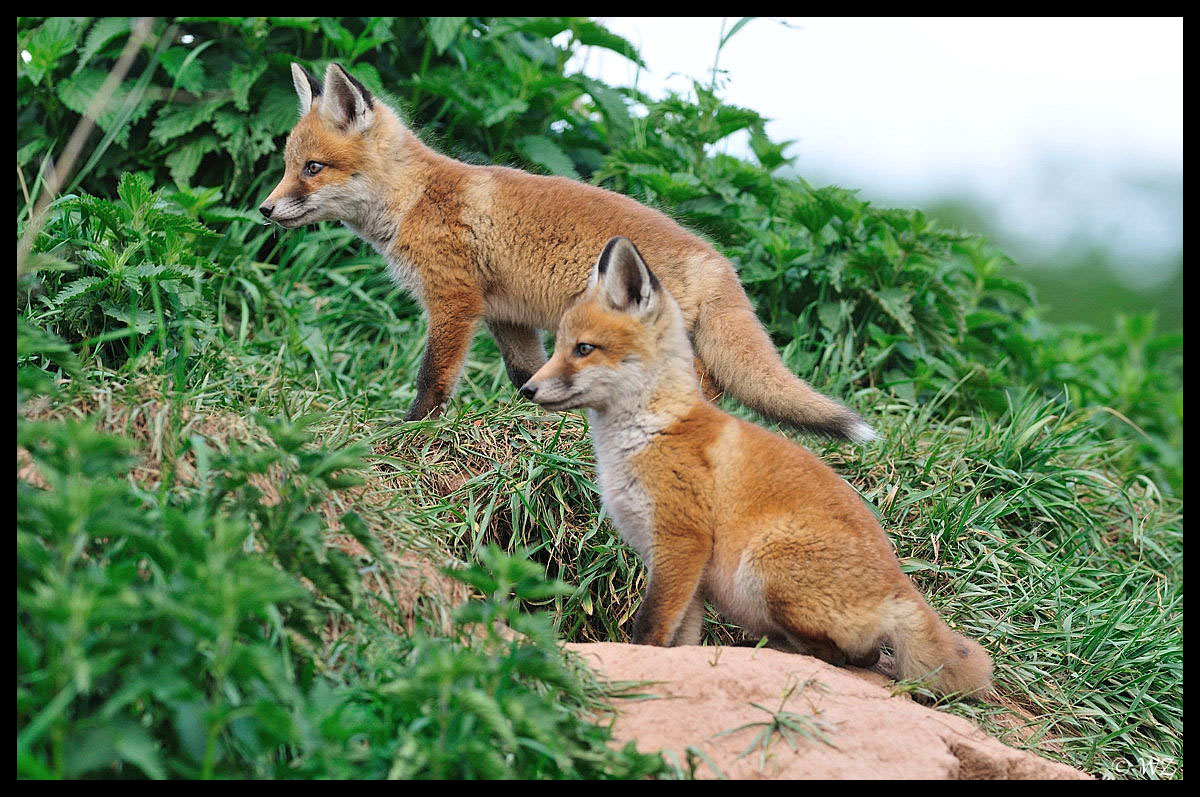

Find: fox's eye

[574,342,595,357]
[303,161,325,177]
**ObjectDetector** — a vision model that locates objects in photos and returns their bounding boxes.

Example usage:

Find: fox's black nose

[259,204,274,219]
[519,383,537,401]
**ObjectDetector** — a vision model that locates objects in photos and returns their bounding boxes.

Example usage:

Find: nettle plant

[16,17,647,197]
[16,413,367,778]
[17,405,661,778]
[20,173,241,367]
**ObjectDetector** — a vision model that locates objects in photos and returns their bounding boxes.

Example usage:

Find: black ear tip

[619,238,659,292]
[330,63,374,110]
[609,236,636,257]
[620,237,647,263]
[295,63,322,97]
[597,236,626,275]
[613,236,649,271]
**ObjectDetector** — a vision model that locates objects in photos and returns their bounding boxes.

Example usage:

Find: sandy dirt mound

[568,642,1088,780]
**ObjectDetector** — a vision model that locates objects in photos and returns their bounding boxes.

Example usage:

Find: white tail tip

[849,421,878,443]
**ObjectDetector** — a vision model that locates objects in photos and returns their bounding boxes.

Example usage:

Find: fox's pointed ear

[595,236,661,316]
[291,63,321,116]
[321,63,375,132]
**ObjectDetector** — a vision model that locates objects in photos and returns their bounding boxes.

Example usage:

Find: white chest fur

[342,199,424,301]
[384,251,422,297]
[589,409,663,565]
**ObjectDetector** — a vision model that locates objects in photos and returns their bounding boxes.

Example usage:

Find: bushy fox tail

[691,274,875,441]
[888,590,993,698]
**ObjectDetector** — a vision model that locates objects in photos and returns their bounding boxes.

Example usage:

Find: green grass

[21,227,1181,776]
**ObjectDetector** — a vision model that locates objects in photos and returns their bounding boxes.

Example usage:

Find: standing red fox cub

[260,63,873,440]
[522,237,993,697]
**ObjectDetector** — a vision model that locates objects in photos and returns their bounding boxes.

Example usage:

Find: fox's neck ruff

[340,195,399,253]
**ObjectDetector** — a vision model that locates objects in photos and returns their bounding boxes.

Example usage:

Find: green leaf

[117,171,155,213]
[427,17,467,55]
[64,724,119,777]
[230,60,268,112]
[100,302,156,334]
[197,204,262,224]
[16,317,81,378]
[577,77,632,143]
[720,17,757,49]
[113,722,167,779]
[482,97,530,127]
[515,135,580,179]
[17,139,44,169]
[53,276,105,306]
[75,17,134,75]
[749,125,795,172]
[21,17,85,86]
[158,45,211,95]
[572,20,646,67]
[868,287,916,335]
[164,135,220,186]
[817,300,849,332]
[150,98,225,146]
[260,83,303,135]
[263,17,319,29]
[56,69,156,147]
[171,700,208,764]
[318,18,355,53]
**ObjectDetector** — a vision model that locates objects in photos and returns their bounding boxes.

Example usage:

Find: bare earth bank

[567,642,1090,780]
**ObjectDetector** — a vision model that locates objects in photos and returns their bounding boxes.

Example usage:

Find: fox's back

[718,416,885,541]
[636,402,898,575]
[462,165,724,328]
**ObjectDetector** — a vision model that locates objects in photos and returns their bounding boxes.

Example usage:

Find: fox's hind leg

[779,629,882,668]
[847,647,882,668]
[779,632,849,666]
[488,320,547,391]
[763,578,886,669]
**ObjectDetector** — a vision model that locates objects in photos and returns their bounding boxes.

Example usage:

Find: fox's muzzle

[520,378,582,410]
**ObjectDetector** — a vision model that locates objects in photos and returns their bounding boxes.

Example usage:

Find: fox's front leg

[404,293,483,421]
[670,592,707,646]
[630,535,711,646]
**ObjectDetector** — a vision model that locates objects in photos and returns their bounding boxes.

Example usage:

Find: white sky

[573,17,1183,284]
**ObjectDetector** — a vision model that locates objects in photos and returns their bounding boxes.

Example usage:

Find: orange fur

[261,63,872,438]
[525,237,992,698]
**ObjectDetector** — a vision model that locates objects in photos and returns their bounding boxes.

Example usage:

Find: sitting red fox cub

[260,63,872,440]
[521,236,993,697]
